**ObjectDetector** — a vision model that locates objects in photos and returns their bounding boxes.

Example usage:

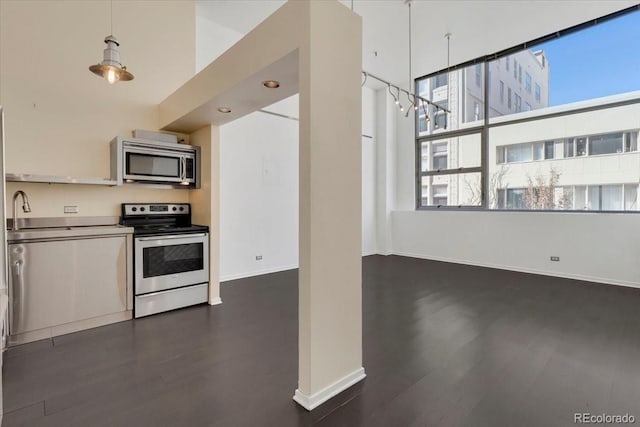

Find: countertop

[7,225,134,242]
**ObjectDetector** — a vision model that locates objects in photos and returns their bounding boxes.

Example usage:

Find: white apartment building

[417,49,550,207]
[488,97,640,211]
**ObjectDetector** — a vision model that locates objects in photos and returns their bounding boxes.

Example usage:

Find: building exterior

[488,99,640,211]
[416,48,640,211]
[417,49,550,207]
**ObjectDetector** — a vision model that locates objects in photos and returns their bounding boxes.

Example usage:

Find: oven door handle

[136,233,207,241]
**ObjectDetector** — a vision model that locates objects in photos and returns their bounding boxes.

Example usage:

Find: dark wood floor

[4,255,640,426]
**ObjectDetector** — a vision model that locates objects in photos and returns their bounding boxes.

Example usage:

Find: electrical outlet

[64,206,79,214]
[255,255,263,261]
[550,256,560,262]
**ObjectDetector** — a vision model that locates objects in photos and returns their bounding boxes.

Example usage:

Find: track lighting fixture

[368,72,447,124]
[421,100,430,124]
[388,84,399,105]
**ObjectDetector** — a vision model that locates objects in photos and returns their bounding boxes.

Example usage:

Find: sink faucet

[12,190,31,231]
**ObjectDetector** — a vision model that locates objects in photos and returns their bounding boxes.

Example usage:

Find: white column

[295,0,365,411]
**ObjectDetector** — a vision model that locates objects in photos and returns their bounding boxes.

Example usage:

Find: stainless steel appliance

[111,137,200,188]
[7,218,134,345]
[121,203,209,318]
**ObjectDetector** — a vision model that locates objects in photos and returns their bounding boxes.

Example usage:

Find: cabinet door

[9,236,128,335]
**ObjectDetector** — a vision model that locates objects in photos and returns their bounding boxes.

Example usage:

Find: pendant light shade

[89,35,134,84]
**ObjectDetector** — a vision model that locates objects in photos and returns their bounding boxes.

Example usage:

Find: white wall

[361,86,377,255]
[389,3,640,288]
[218,87,378,280]
[219,109,299,280]
[195,7,242,73]
[393,210,640,287]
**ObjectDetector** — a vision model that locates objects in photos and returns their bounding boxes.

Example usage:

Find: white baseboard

[208,297,222,306]
[293,367,366,411]
[393,251,640,289]
[220,264,298,282]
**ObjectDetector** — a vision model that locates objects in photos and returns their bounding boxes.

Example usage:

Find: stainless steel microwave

[111,137,200,188]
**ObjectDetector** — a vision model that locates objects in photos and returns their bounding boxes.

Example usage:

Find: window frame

[414,4,640,213]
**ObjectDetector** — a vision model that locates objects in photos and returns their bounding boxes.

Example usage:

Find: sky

[533,9,640,106]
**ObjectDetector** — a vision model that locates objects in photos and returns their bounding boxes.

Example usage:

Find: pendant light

[89,1,134,84]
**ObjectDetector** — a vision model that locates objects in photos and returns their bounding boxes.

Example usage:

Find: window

[624,184,638,210]
[419,65,483,131]
[533,142,544,160]
[588,132,623,155]
[433,73,448,89]
[506,189,526,209]
[564,139,574,157]
[418,112,429,134]
[530,141,554,160]
[415,7,640,211]
[432,185,448,206]
[433,103,448,130]
[544,141,554,159]
[518,65,522,83]
[506,143,533,162]
[432,143,448,170]
[576,137,587,156]
[625,131,638,152]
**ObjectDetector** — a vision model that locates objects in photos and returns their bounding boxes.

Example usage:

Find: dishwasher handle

[10,254,25,334]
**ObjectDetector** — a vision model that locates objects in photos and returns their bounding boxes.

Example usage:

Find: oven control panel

[123,203,190,216]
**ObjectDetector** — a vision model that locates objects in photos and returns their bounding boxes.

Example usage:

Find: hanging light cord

[405,0,414,116]
[445,33,451,129]
[110,0,113,35]
[447,34,451,106]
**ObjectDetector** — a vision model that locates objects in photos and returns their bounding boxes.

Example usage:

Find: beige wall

[189,124,220,304]
[0,0,195,218]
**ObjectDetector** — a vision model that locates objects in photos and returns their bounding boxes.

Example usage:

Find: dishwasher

[7,220,133,345]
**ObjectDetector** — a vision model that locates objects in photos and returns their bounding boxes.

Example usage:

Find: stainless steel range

[121,203,209,318]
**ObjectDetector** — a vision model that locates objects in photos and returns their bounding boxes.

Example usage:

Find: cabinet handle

[11,259,25,332]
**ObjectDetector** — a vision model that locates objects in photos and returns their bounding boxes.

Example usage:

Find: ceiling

[196,0,636,88]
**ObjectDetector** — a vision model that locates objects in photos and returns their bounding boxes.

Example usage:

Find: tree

[523,166,568,209]
[463,165,510,207]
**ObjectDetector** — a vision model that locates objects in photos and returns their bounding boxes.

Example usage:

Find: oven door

[135,233,209,295]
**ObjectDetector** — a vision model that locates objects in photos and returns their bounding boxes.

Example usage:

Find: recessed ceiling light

[217,107,231,113]
[262,80,280,89]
